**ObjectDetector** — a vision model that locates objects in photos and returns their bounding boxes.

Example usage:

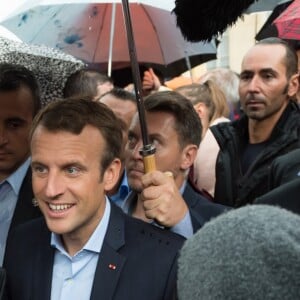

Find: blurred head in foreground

[178,205,300,300]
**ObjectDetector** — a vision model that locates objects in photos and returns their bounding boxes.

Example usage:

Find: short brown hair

[63,68,113,98]
[30,97,122,176]
[144,91,202,148]
[0,63,41,116]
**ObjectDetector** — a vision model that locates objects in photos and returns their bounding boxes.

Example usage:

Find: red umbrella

[273,0,300,40]
[255,0,293,41]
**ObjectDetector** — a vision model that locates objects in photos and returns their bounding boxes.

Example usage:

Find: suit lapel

[183,182,206,230]
[183,182,198,207]
[90,204,126,300]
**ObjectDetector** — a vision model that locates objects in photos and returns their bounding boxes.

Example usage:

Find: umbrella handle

[139,144,156,172]
[144,154,157,173]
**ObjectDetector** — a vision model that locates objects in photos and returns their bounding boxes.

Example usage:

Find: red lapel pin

[109,264,117,270]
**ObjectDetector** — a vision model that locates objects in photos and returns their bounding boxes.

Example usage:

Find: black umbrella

[173,0,258,42]
[88,49,216,83]
[255,0,293,41]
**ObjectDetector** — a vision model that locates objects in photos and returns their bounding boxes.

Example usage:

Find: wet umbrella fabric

[255,0,293,40]
[273,0,300,40]
[0,36,85,106]
[1,2,217,78]
[245,0,290,13]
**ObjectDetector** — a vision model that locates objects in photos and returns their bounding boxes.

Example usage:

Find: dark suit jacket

[0,268,5,300]
[4,203,184,300]
[182,181,229,231]
[255,178,300,215]
[9,168,42,230]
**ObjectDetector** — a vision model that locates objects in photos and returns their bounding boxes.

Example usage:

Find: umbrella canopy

[1,1,217,78]
[245,0,290,13]
[0,1,33,22]
[255,0,293,40]
[273,0,300,40]
[0,25,21,41]
[0,36,85,106]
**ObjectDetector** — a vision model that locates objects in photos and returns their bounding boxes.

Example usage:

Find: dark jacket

[0,268,5,300]
[268,148,300,189]
[255,178,300,215]
[211,101,300,207]
[10,168,42,230]
[4,203,184,300]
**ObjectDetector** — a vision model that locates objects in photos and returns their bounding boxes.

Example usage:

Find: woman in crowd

[176,80,230,198]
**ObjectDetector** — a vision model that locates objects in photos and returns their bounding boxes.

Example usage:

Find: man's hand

[142,68,161,92]
[140,170,188,227]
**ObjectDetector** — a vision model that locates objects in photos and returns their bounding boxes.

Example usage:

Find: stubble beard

[245,84,289,121]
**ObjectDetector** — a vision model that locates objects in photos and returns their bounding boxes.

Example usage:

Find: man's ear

[287,73,299,98]
[103,158,122,191]
[180,144,198,171]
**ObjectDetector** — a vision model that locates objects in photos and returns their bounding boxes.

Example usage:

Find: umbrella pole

[107,3,117,77]
[184,51,194,83]
[121,0,156,172]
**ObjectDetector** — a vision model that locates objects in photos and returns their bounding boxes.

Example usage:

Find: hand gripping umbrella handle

[121,0,156,173]
[139,144,157,172]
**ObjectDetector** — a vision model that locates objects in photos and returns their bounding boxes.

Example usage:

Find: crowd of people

[1,37,300,299]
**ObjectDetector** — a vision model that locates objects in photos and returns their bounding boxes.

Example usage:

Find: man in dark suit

[0,63,42,265]
[4,98,184,300]
[9,169,41,227]
[124,91,227,238]
[0,267,5,300]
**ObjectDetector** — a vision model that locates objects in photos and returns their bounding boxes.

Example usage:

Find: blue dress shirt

[0,158,30,266]
[50,198,111,300]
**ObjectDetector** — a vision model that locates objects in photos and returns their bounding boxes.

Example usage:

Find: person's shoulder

[273,148,300,165]
[111,201,185,245]
[284,101,300,125]
[4,217,48,267]
[210,116,245,141]
[184,182,230,218]
[269,148,300,188]
[185,182,228,208]
[271,148,300,175]
[194,193,230,214]
[123,212,185,248]
[255,178,300,215]
[8,217,47,244]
